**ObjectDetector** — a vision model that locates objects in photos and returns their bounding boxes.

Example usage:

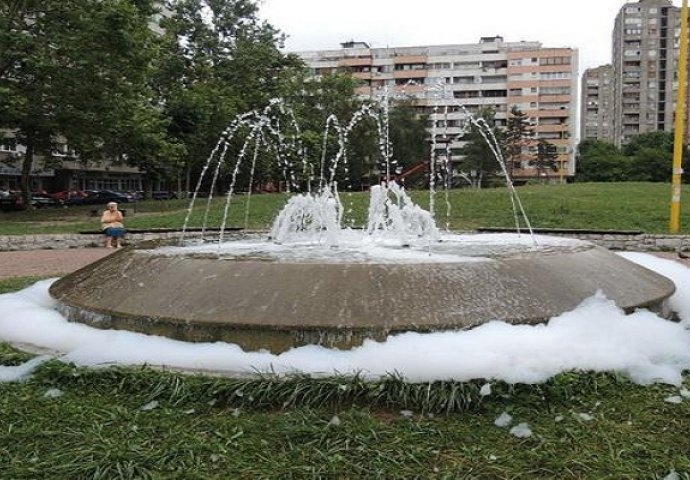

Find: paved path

[0,248,116,280]
[0,247,687,281]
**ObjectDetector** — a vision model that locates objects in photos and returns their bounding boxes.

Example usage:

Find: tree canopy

[456,107,505,188]
[576,133,688,183]
[0,0,172,202]
[529,139,559,180]
[504,105,533,179]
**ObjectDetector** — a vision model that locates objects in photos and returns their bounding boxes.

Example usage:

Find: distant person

[100,202,126,248]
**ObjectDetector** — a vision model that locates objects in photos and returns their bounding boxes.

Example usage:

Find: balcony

[339,57,373,67]
[393,70,428,80]
[351,72,373,80]
[536,124,570,133]
[393,54,427,64]
[392,84,425,94]
[537,94,571,103]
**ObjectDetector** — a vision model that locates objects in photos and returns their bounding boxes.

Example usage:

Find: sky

[1,251,690,386]
[257,0,660,74]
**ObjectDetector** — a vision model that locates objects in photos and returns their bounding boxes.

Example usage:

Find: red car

[50,190,88,202]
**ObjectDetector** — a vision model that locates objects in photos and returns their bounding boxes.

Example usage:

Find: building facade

[0,140,144,194]
[581,65,616,142]
[612,0,682,146]
[297,37,579,183]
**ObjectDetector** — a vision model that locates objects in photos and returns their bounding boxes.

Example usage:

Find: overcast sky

[258,0,656,74]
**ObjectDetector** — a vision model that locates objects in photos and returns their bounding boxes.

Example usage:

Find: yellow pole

[671,0,689,233]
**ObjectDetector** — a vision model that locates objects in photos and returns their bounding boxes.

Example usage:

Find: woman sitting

[100,201,126,248]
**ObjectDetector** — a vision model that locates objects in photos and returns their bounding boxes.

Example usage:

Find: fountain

[49,100,676,353]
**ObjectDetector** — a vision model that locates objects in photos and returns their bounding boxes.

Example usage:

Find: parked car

[49,189,88,202]
[0,190,25,211]
[117,191,141,202]
[152,191,176,200]
[66,190,131,206]
[0,191,63,211]
[30,192,64,208]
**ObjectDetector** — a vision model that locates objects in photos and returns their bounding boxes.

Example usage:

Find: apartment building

[581,65,615,142]
[612,0,682,146]
[297,37,579,182]
[506,48,579,179]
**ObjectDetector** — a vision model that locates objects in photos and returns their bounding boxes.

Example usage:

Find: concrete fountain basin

[49,234,676,353]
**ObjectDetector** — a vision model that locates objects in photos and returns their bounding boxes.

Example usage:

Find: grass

[1,348,688,478]
[1,182,689,235]
[1,277,689,478]
[0,276,49,294]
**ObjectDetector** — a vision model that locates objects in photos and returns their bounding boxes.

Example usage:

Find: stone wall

[0,231,195,251]
[0,231,688,252]
[541,232,690,252]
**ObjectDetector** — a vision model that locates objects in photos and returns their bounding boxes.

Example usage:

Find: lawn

[1,182,689,235]
[1,345,688,478]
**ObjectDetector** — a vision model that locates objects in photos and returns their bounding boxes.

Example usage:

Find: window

[540,86,570,96]
[482,89,507,98]
[52,144,75,157]
[454,61,480,70]
[0,138,17,152]
[540,71,571,80]
[539,56,571,66]
[393,63,426,71]
[453,76,475,85]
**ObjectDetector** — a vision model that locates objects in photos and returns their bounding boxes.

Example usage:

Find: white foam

[0,253,688,385]
[509,423,532,438]
[0,355,50,383]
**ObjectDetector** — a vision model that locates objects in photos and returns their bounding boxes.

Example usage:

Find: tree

[156,0,304,194]
[282,72,365,189]
[0,0,168,204]
[576,140,629,182]
[388,98,429,172]
[457,107,505,188]
[530,139,559,180]
[622,131,679,182]
[503,105,533,179]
